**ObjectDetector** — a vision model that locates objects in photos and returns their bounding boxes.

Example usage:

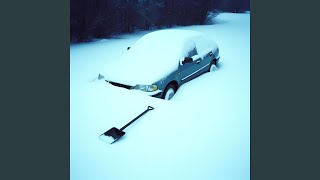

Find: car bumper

[151,91,162,98]
[131,89,163,98]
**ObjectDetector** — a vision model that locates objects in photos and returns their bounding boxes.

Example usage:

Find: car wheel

[162,83,177,100]
[209,61,218,72]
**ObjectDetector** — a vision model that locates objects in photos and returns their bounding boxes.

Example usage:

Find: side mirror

[127,47,131,50]
[182,57,193,65]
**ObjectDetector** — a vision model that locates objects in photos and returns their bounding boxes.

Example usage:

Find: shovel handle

[120,106,154,131]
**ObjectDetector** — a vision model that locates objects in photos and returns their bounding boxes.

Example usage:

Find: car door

[194,36,215,72]
[179,44,205,83]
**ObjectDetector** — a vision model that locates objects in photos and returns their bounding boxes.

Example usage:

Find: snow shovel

[99,106,155,144]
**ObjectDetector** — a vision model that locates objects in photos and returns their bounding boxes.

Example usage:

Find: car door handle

[196,60,201,64]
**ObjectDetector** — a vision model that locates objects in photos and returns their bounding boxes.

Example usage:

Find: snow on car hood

[101,30,205,86]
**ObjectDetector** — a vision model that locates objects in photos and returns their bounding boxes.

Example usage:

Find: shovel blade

[99,127,125,144]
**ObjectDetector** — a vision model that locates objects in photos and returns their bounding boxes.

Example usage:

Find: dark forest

[70,0,249,42]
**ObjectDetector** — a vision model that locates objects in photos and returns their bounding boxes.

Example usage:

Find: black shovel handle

[120,106,154,131]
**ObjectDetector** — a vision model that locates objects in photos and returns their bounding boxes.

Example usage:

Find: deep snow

[70,12,250,180]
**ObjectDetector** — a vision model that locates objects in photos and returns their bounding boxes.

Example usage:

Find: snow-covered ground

[70,12,250,180]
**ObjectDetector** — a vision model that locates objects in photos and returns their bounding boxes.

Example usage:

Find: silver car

[99,29,220,100]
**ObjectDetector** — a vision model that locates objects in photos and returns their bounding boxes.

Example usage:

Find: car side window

[187,45,198,58]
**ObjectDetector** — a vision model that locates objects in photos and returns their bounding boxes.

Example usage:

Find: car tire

[209,60,218,72]
[162,83,177,100]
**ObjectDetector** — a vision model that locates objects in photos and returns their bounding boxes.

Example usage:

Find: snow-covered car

[100,29,220,100]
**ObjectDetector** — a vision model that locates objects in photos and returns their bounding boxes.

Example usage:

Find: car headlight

[132,84,158,92]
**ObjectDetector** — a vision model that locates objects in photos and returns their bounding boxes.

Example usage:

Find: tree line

[70,0,249,42]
